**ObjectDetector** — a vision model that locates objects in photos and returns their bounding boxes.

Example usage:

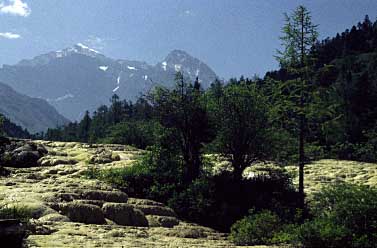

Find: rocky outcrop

[89,149,120,164]
[146,215,179,228]
[80,190,128,203]
[102,203,148,227]
[132,204,177,217]
[0,140,48,168]
[51,202,106,225]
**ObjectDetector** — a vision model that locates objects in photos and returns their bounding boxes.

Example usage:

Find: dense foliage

[230,210,282,245]
[302,183,377,248]
[230,183,377,247]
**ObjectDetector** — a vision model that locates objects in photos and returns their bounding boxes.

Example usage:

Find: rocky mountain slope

[0,82,69,133]
[0,44,218,120]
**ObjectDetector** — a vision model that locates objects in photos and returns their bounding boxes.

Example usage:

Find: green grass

[0,203,34,222]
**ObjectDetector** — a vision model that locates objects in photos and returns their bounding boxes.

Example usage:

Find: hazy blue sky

[0,0,377,79]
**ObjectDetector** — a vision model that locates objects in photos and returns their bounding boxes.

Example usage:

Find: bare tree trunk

[298,9,306,210]
[298,108,305,208]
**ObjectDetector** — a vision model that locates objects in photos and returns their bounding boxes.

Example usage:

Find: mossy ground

[286,159,377,198]
[1,141,259,248]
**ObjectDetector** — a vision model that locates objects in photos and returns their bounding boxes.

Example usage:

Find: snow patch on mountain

[56,50,63,58]
[76,43,99,54]
[112,86,120,92]
[47,94,75,102]
[162,61,167,71]
[174,64,182,72]
[99,66,108,71]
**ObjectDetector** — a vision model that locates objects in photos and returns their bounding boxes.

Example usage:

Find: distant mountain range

[0,82,69,133]
[0,44,218,120]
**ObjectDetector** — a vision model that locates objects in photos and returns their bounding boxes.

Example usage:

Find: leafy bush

[168,176,215,224]
[229,209,282,245]
[85,130,185,200]
[296,218,350,248]
[270,224,299,245]
[331,135,377,162]
[313,183,377,242]
[292,183,377,248]
[228,183,377,247]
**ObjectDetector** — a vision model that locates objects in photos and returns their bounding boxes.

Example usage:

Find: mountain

[0,82,69,133]
[0,44,218,120]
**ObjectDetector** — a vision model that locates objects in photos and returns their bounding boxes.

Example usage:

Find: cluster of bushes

[331,128,377,162]
[230,183,377,247]
[85,144,301,232]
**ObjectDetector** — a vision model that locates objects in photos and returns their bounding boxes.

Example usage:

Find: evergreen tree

[110,94,122,124]
[79,111,91,143]
[276,5,318,207]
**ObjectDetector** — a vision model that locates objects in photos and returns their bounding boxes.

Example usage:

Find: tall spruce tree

[276,5,318,207]
[79,111,91,143]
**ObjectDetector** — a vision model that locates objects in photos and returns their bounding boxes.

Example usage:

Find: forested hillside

[0,114,30,139]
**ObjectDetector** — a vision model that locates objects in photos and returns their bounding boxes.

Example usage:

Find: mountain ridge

[0,81,69,133]
[0,44,218,120]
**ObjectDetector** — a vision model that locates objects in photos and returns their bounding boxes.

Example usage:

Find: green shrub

[84,139,184,200]
[168,177,215,223]
[270,224,299,245]
[229,209,282,245]
[296,218,350,248]
[292,183,377,248]
[313,183,377,231]
[83,162,153,196]
[331,140,377,162]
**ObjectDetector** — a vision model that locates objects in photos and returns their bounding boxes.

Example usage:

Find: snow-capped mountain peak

[5,48,217,120]
[72,43,100,56]
[17,43,105,67]
[56,43,102,58]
